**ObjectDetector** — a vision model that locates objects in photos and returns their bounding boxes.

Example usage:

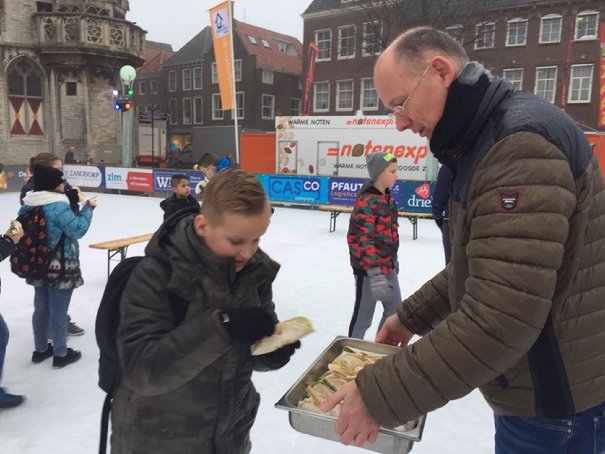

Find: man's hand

[376,314,413,347]
[319,381,380,447]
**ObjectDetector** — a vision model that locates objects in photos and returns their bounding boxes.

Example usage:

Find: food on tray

[297,345,417,433]
[251,316,314,356]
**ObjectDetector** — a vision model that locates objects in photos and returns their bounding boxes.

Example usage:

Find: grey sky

[128,0,308,51]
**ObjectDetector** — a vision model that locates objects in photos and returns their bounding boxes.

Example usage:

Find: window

[534,67,557,103]
[262,94,275,119]
[446,25,464,44]
[506,18,527,46]
[261,39,270,48]
[568,64,593,103]
[183,98,192,124]
[475,22,495,49]
[575,11,599,40]
[168,70,176,91]
[168,98,177,124]
[291,98,301,116]
[262,69,274,85]
[212,93,223,120]
[150,80,157,94]
[234,59,242,82]
[338,26,356,59]
[315,29,331,61]
[66,82,77,96]
[362,22,382,56]
[182,68,192,91]
[336,80,353,111]
[248,35,257,45]
[211,63,218,84]
[7,57,44,135]
[235,92,244,119]
[193,97,203,124]
[313,82,329,112]
[502,68,523,90]
[540,14,562,43]
[138,81,146,95]
[361,78,378,111]
[193,67,202,90]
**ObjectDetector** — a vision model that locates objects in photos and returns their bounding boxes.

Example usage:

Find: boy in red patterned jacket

[346,151,401,339]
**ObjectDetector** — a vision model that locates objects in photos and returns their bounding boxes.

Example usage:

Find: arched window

[7,58,44,135]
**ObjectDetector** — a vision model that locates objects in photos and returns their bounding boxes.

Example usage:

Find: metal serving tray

[275,336,426,453]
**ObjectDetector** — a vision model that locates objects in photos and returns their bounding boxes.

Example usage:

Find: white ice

[0,192,493,453]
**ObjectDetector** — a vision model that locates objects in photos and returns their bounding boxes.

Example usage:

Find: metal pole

[229,1,240,163]
[121,110,132,167]
[151,108,155,168]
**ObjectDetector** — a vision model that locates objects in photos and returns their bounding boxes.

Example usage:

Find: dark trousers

[441,220,451,265]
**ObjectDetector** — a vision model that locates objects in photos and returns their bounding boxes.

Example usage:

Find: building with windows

[0,0,145,164]
[162,20,303,159]
[135,41,174,117]
[302,0,604,131]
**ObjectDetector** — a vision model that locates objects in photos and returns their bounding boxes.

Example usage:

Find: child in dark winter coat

[111,169,299,454]
[159,174,199,221]
[347,152,402,339]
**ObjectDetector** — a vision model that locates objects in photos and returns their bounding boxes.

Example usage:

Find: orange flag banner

[209,1,234,111]
[599,21,605,127]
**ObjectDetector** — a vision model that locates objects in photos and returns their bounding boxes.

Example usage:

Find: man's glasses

[388,64,431,118]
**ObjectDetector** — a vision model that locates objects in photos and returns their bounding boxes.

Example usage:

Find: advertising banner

[264,175,328,204]
[599,21,605,127]
[63,165,104,189]
[0,165,30,193]
[328,177,365,205]
[396,180,435,213]
[302,42,319,115]
[209,1,234,110]
[153,169,205,193]
[105,167,154,192]
[275,115,429,180]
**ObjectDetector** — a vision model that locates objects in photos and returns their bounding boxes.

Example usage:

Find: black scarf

[430,62,491,168]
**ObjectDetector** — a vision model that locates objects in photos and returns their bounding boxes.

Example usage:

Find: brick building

[302,0,605,131]
[161,20,303,159]
[0,0,144,165]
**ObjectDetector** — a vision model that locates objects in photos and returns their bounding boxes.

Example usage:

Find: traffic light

[114,96,133,111]
[126,87,135,97]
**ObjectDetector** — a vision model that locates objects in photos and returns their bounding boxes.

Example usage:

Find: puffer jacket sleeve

[356,132,577,427]
[397,268,451,336]
[253,280,283,371]
[52,203,93,239]
[118,257,232,395]
[348,193,381,270]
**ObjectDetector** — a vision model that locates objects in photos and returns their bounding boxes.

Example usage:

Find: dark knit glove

[219,307,275,345]
[257,341,301,369]
[435,218,443,230]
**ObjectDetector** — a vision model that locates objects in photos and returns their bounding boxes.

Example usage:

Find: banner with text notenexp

[264,175,328,204]
[63,165,105,189]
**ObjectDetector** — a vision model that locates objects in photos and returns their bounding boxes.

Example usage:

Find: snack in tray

[298,345,417,432]
[6,220,22,236]
[251,316,314,356]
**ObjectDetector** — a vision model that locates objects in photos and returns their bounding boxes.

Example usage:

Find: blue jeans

[0,313,8,381]
[33,286,73,357]
[495,400,605,454]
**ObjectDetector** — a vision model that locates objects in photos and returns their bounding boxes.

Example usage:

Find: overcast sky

[128,0,308,51]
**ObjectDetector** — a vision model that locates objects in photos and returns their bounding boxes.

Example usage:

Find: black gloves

[435,218,444,230]
[66,189,80,207]
[219,307,275,344]
[257,341,301,369]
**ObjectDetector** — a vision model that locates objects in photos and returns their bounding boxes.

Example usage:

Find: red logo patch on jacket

[498,189,522,212]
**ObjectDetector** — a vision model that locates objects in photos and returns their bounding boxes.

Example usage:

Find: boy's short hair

[197,152,220,168]
[171,174,189,187]
[201,169,267,223]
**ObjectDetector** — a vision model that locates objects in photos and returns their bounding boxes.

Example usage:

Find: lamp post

[119,65,137,167]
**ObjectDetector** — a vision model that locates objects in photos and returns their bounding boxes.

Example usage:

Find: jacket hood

[21,190,69,208]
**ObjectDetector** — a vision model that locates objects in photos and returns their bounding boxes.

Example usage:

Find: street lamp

[119,65,137,167]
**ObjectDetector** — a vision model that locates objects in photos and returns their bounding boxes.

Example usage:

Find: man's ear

[194,214,208,237]
[430,55,458,88]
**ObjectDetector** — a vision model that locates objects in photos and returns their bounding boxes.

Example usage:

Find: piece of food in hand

[251,316,313,356]
[6,220,22,236]
[195,178,208,195]
[86,196,98,207]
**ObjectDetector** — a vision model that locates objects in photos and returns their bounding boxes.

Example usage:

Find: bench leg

[107,246,128,277]
[407,217,419,240]
[329,211,340,233]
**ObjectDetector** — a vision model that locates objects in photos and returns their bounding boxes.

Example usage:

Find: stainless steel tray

[275,336,427,453]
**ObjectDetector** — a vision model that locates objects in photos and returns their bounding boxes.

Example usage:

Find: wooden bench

[89,233,153,277]
[317,205,432,240]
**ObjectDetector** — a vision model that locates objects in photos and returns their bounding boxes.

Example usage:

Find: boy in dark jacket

[111,169,299,454]
[346,151,401,339]
[159,174,199,221]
